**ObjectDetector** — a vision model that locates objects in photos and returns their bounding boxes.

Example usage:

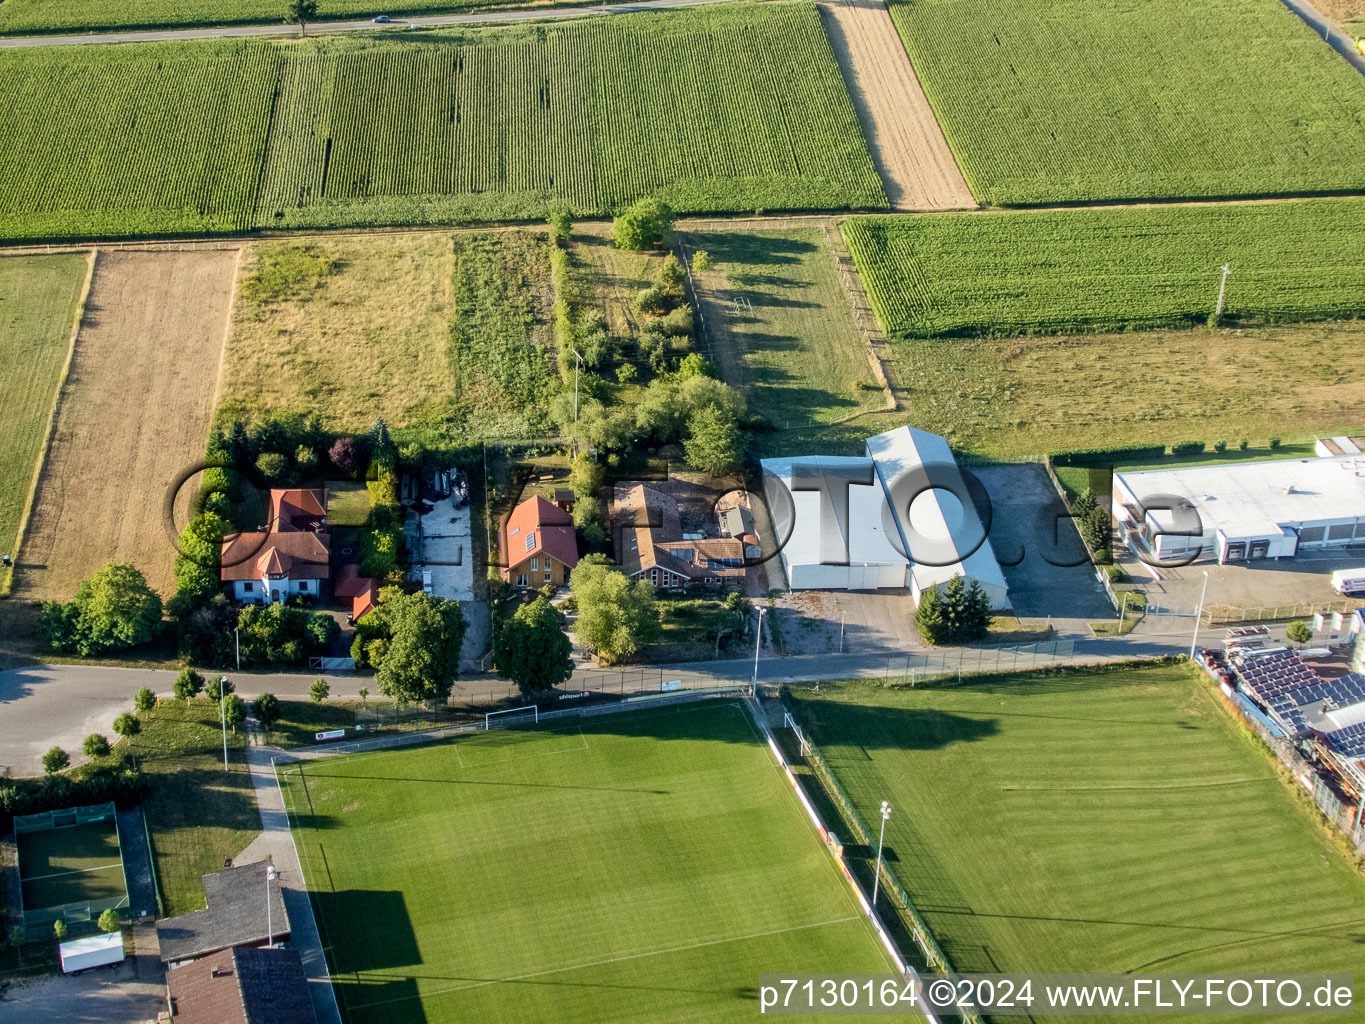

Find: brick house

[499,496,580,589]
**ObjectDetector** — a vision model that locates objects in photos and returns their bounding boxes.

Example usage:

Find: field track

[820,0,973,210]
[14,249,238,600]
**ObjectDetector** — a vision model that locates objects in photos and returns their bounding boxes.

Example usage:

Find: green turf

[0,253,86,595]
[17,819,126,911]
[280,702,896,1024]
[789,667,1365,1021]
[887,0,1365,204]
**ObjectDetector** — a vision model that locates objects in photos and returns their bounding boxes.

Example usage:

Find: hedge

[1171,441,1206,456]
[1050,443,1166,467]
[0,767,148,823]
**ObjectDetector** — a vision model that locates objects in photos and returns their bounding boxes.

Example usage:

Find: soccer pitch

[279,702,895,1023]
[790,666,1365,1018]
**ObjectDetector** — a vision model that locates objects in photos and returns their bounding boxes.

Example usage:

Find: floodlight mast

[265,864,277,948]
[872,801,891,907]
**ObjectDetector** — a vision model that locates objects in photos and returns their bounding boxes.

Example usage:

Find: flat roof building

[759,427,1008,608]
[1114,454,1365,564]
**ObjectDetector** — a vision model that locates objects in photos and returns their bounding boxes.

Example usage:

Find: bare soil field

[13,249,237,602]
[820,0,975,210]
[217,233,456,433]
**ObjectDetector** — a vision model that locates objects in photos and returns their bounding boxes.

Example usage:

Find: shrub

[1213,440,1227,453]
[657,253,686,292]
[294,444,318,471]
[616,363,638,384]
[691,250,713,273]
[329,437,363,474]
[1286,620,1313,644]
[53,920,67,941]
[1238,438,1249,451]
[83,734,110,758]
[97,909,121,934]
[310,678,330,703]
[173,667,205,701]
[548,208,572,246]
[255,451,289,482]
[659,305,693,337]
[1050,443,1166,467]
[207,676,234,702]
[633,285,670,316]
[1269,436,1282,449]
[42,747,69,775]
[112,713,140,738]
[252,693,282,731]
[1171,441,1205,457]
[134,687,156,714]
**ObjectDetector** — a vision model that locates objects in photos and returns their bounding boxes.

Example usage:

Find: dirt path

[820,0,975,211]
[13,249,238,601]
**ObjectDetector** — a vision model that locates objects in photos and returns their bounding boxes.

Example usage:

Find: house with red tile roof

[499,496,579,589]
[615,484,746,590]
[220,488,379,620]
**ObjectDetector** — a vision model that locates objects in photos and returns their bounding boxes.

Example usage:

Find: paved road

[1280,0,1365,77]
[0,0,719,48]
[0,621,1206,774]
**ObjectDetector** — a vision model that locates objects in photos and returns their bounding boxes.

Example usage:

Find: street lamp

[751,607,766,691]
[219,678,230,772]
[872,801,891,907]
[265,864,278,948]
[1190,570,1210,661]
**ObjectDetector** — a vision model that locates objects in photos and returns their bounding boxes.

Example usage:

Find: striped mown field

[790,666,1365,1022]
[280,702,896,1024]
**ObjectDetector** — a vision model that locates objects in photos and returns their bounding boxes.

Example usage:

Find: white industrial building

[760,426,1009,608]
[1114,452,1365,564]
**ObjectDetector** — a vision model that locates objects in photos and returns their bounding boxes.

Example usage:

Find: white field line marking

[348,915,863,1011]
[22,861,123,882]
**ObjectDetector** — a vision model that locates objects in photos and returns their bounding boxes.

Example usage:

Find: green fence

[781,697,982,1024]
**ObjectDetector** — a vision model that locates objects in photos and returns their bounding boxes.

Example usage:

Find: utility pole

[1190,570,1210,660]
[1215,264,1231,320]
[839,611,846,654]
[219,677,229,772]
[235,627,240,671]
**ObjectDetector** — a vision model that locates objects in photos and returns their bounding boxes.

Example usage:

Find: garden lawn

[846,200,1365,339]
[789,666,1365,1021]
[887,0,1365,204]
[0,254,86,594]
[280,702,895,1024]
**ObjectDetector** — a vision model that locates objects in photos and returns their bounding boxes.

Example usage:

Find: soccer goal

[783,713,812,757]
[486,705,539,730]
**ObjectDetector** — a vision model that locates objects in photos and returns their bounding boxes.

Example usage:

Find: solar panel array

[1233,651,1365,762]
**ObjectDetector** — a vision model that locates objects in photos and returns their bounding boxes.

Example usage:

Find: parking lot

[1136,548,1365,619]
[971,463,1113,622]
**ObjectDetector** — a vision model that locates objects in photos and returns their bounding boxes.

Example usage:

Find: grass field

[887,0,1365,205]
[280,702,896,1023]
[845,200,1365,339]
[788,667,1365,1011]
[17,819,126,911]
[0,254,86,595]
[883,318,1365,456]
[681,228,883,438]
[0,5,885,242]
[219,235,457,433]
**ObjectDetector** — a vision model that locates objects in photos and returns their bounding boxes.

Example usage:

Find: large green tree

[613,197,676,251]
[569,558,658,665]
[495,596,574,693]
[684,404,744,476]
[39,562,163,656]
[370,591,468,703]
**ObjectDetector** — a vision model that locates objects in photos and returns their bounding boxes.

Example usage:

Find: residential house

[499,496,579,588]
[165,945,316,1024]
[615,484,746,590]
[220,488,378,622]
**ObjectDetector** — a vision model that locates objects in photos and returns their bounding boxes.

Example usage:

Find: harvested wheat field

[14,249,238,601]
[820,0,975,209]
